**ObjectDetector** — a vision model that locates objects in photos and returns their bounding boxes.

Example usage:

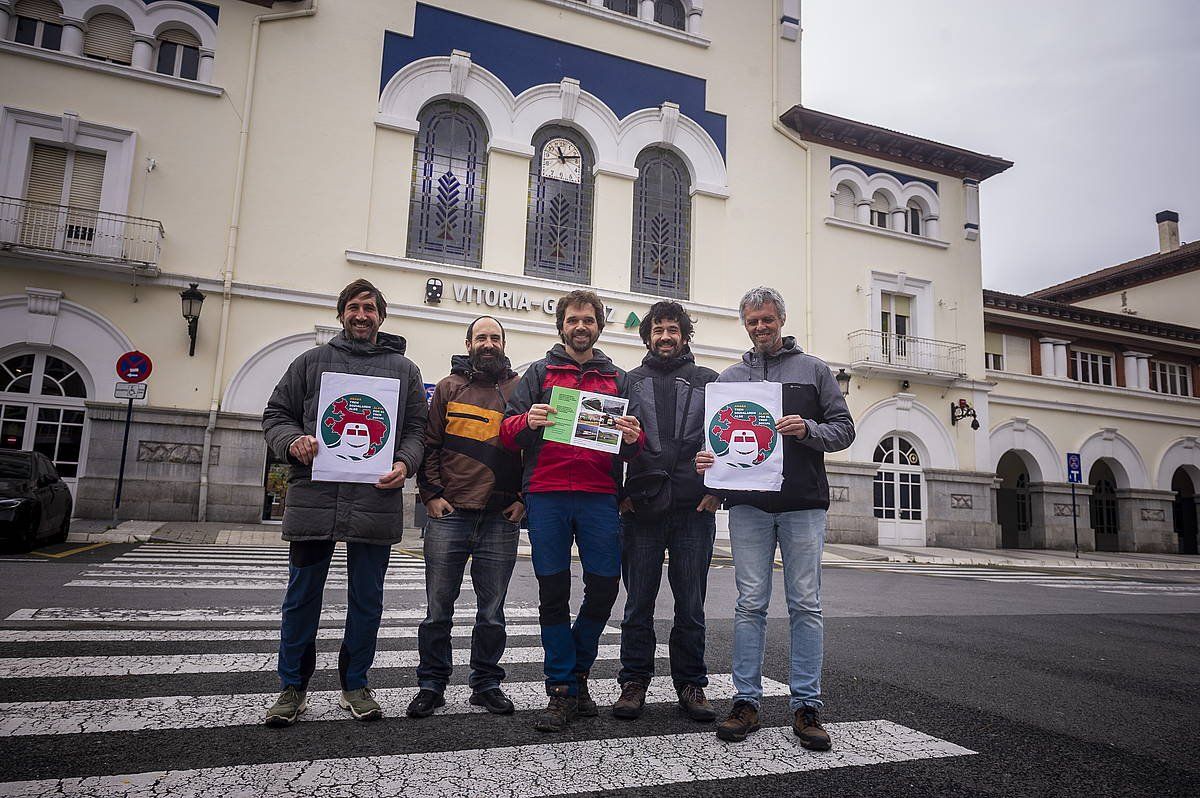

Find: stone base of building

[1027,482,1096,552]
[1117,489,1178,553]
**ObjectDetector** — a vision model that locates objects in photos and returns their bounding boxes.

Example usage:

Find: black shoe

[793,705,832,751]
[575,671,598,717]
[405,688,445,718]
[534,687,578,732]
[469,687,515,715]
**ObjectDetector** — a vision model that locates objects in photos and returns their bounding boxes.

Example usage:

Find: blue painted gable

[381,3,726,157]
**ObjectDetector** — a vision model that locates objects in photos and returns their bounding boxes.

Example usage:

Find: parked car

[0,450,72,551]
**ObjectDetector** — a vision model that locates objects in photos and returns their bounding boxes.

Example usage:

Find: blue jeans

[416,509,519,693]
[277,540,391,691]
[728,505,826,711]
[619,509,716,689]
[526,491,621,694]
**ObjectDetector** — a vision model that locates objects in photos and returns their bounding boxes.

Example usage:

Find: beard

[562,330,597,354]
[470,349,506,375]
[652,339,682,359]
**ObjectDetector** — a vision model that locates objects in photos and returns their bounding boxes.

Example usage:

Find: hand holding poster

[703,382,784,492]
[311,372,401,484]
[541,385,628,454]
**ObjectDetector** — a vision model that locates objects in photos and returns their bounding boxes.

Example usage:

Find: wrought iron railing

[0,195,163,268]
[847,329,967,377]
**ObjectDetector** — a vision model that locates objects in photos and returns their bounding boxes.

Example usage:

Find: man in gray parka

[262,278,427,726]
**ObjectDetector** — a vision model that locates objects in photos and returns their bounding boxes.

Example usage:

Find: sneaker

[716,700,760,742]
[677,683,717,722]
[534,687,578,732]
[469,687,515,715]
[575,671,598,717]
[264,685,307,727]
[338,687,383,721]
[611,681,647,720]
[793,705,832,751]
[406,688,445,718]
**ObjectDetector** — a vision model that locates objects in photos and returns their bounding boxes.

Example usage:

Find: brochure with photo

[542,385,628,454]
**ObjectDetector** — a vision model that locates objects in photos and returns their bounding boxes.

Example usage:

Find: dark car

[0,450,72,551]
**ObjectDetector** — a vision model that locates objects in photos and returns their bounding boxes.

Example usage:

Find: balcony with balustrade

[0,196,163,274]
[847,329,967,382]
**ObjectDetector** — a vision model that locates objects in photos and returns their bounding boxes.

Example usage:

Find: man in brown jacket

[409,316,525,717]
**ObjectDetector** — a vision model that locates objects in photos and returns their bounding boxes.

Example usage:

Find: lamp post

[835,368,851,398]
[180,283,205,357]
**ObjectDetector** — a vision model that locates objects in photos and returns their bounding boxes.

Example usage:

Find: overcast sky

[800,0,1200,296]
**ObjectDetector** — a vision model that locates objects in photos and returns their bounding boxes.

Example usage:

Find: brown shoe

[611,681,647,720]
[575,671,598,717]
[793,705,832,751]
[534,687,578,732]
[677,683,716,722]
[716,700,760,742]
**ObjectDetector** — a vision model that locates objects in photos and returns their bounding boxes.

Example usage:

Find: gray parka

[262,330,427,544]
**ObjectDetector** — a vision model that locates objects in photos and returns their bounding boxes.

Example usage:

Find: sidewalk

[67,519,1200,570]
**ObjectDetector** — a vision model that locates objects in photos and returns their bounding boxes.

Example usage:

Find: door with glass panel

[0,352,89,498]
[879,292,911,366]
[873,435,925,545]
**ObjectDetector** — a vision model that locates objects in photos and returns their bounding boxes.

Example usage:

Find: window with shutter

[870,192,890,228]
[156,28,202,79]
[984,331,1004,370]
[64,151,104,248]
[21,144,67,249]
[19,144,106,251]
[12,0,63,50]
[83,12,134,65]
[833,183,855,220]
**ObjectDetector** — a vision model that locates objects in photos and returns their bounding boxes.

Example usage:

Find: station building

[0,0,1196,551]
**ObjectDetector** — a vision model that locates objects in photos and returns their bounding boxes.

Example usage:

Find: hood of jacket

[740,336,803,369]
[640,346,696,373]
[328,329,407,357]
[545,343,616,371]
[449,353,516,382]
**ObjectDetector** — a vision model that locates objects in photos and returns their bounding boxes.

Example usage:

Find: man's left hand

[376,461,408,489]
[696,494,721,513]
[776,415,809,439]
[501,500,525,523]
[615,415,641,445]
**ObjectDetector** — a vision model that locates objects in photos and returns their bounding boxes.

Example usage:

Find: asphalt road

[0,539,1197,797]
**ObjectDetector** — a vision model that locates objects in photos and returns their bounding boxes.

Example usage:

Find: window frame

[1151,360,1192,397]
[524,124,595,284]
[630,146,691,298]
[1071,348,1114,387]
[0,351,89,479]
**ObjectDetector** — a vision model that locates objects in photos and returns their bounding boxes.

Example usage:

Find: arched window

[833,182,856,221]
[1015,472,1031,533]
[604,0,639,15]
[406,101,488,268]
[873,435,922,521]
[869,191,890,229]
[11,0,63,50]
[525,126,594,283]
[83,12,134,65]
[654,0,686,29]
[906,200,923,236]
[155,27,201,80]
[0,352,88,478]
[631,148,691,298]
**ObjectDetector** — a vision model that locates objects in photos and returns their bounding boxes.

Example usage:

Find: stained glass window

[406,101,488,267]
[630,148,691,298]
[604,0,638,16]
[654,0,685,29]
[524,126,594,283]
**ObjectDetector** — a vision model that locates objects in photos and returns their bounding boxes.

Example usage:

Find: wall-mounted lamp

[950,398,979,430]
[835,368,851,398]
[179,282,205,357]
[900,379,910,391]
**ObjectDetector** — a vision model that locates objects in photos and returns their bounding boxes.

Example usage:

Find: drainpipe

[197,0,318,521]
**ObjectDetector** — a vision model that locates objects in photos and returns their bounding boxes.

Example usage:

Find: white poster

[703,381,784,492]
[311,372,401,484]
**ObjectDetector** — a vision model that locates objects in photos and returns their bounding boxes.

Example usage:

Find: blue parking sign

[1066,452,1082,484]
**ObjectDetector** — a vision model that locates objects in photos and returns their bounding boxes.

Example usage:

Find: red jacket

[500,345,643,494]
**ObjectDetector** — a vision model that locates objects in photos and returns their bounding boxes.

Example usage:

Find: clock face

[540,137,583,184]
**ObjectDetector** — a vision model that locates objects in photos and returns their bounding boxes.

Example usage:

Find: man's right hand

[526,404,557,429]
[288,435,318,465]
[694,450,715,473]
[426,497,454,518]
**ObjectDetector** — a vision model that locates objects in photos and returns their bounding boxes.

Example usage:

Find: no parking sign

[116,351,153,383]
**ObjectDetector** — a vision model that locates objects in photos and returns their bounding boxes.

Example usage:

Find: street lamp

[180,283,205,357]
[835,368,851,398]
[950,398,980,430]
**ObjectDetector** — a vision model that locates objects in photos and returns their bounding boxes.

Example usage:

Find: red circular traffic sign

[116,351,153,383]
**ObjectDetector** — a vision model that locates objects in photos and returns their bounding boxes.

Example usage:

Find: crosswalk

[826,561,1200,596]
[0,542,977,796]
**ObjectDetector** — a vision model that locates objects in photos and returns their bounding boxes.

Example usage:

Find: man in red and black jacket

[500,289,643,733]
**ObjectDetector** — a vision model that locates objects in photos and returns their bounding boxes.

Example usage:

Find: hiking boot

[534,687,578,732]
[575,671,598,717]
[338,687,383,721]
[716,700,760,742]
[611,681,647,720]
[406,688,445,718]
[677,683,717,722]
[265,685,307,727]
[793,705,832,751]
[469,687,515,715]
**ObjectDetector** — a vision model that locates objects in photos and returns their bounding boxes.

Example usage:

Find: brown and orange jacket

[418,354,522,512]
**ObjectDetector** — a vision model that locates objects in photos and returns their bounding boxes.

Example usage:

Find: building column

[131,33,155,71]
[963,178,980,240]
[1039,338,1070,377]
[638,0,654,22]
[923,214,940,239]
[890,208,907,232]
[855,198,871,226]
[0,3,11,39]
[1054,342,1069,378]
[687,9,702,34]
[1122,351,1150,389]
[59,15,85,56]
[1116,489,1177,552]
[198,48,215,83]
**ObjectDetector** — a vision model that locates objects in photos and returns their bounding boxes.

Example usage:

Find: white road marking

[0,721,975,797]
[6,606,539,623]
[64,579,444,591]
[0,644,659,679]
[93,563,427,573]
[0,673,771,736]
[0,624,608,643]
